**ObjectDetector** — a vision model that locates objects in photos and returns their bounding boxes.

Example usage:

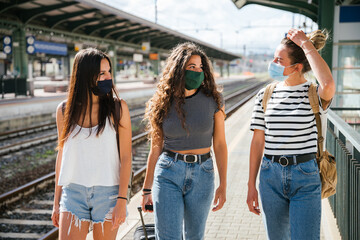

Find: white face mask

[268,62,298,81]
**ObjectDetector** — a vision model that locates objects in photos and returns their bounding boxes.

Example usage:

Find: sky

[98,0,318,56]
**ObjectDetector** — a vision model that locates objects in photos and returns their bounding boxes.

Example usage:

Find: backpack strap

[308,83,324,157]
[262,82,278,113]
[308,83,320,114]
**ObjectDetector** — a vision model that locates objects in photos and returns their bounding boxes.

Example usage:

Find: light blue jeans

[259,156,322,240]
[153,152,215,240]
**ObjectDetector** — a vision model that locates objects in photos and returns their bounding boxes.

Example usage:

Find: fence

[0,75,27,98]
[326,110,360,240]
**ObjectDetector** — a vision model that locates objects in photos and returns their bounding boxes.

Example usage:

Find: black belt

[264,153,316,167]
[163,150,211,164]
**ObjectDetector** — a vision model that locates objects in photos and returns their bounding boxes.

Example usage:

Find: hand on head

[286,28,309,48]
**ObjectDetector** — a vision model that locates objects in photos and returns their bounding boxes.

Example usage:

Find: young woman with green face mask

[141,42,228,239]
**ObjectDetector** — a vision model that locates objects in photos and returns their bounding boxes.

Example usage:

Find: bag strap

[308,83,320,114]
[308,83,324,157]
[262,82,278,113]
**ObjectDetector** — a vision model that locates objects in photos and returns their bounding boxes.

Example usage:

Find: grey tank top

[162,89,223,151]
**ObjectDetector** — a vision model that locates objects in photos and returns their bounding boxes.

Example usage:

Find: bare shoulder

[56,100,67,118]
[120,99,129,110]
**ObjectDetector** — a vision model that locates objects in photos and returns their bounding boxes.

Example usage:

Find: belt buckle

[183,154,197,163]
[279,156,289,167]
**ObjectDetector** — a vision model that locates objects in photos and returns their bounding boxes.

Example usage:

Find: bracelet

[305,49,317,56]
[116,196,127,200]
[142,188,152,192]
[142,192,152,196]
[300,39,311,49]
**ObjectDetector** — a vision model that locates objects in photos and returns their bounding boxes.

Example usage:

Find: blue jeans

[259,156,321,240]
[153,152,215,240]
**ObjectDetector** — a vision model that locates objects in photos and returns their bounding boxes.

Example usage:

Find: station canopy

[231,0,360,23]
[0,0,239,61]
[231,0,319,22]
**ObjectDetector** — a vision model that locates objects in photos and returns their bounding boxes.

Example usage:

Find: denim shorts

[59,183,119,224]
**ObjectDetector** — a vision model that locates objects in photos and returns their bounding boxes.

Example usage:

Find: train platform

[0,76,253,133]
[92,97,341,240]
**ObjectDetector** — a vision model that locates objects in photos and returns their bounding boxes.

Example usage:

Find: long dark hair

[58,48,121,148]
[144,42,223,141]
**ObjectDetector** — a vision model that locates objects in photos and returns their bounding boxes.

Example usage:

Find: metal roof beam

[69,15,116,32]
[85,19,129,35]
[106,25,149,40]
[124,29,161,42]
[0,0,30,14]
[152,38,178,48]
[47,9,99,29]
[101,24,144,38]
[21,2,78,24]
[130,31,166,44]
[115,27,152,40]
[99,23,140,38]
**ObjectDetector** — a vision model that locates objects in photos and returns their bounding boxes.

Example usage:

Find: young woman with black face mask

[51,48,132,240]
[141,42,228,239]
[247,29,335,239]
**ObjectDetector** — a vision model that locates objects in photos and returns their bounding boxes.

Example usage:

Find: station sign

[133,53,143,62]
[0,52,6,59]
[3,36,12,54]
[141,42,150,52]
[26,36,67,56]
[149,53,158,60]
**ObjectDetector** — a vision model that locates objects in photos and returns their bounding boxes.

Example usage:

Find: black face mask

[92,79,113,96]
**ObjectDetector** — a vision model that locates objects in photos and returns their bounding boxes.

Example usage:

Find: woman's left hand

[212,185,226,212]
[287,28,309,48]
[111,199,127,230]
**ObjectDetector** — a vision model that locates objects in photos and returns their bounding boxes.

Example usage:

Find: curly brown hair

[144,42,224,142]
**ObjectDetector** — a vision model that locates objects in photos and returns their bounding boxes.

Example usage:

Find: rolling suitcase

[133,206,155,240]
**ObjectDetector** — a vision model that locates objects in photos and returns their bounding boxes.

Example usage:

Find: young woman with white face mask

[247,29,335,240]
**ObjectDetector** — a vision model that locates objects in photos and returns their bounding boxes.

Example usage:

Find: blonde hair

[281,29,329,73]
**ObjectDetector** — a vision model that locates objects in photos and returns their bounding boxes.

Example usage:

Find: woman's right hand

[51,204,60,227]
[246,185,261,215]
[141,194,153,212]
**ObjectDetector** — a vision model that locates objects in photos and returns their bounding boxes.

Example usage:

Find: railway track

[0,79,269,240]
[0,79,251,158]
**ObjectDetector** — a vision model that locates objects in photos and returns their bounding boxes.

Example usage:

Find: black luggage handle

[137,207,148,240]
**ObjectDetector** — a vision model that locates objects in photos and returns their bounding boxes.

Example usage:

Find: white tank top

[58,118,120,187]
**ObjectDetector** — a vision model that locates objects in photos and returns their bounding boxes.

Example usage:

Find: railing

[326,109,360,240]
[0,75,28,98]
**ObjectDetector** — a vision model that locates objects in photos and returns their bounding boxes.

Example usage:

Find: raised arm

[287,28,335,101]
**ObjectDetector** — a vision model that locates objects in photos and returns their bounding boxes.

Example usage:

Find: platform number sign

[26,36,36,54]
[3,36,12,54]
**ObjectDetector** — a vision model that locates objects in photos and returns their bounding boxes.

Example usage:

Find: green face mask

[185,70,205,90]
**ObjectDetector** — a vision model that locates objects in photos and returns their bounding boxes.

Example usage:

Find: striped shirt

[250,81,329,156]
